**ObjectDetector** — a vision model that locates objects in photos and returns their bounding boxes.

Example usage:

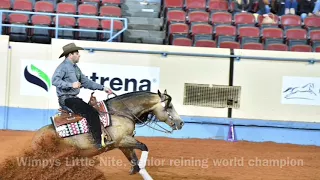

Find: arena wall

[1,35,320,146]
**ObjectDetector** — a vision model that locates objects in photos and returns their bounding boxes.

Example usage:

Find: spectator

[298,0,316,21]
[232,0,254,15]
[256,0,271,15]
[285,0,298,14]
[313,0,320,15]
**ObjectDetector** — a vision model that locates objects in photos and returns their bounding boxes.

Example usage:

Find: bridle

[107,92,175,134]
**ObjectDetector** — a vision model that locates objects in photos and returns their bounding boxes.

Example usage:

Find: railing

[0,10,128,42]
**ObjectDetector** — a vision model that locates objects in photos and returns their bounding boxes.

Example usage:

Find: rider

[52,42,114,149]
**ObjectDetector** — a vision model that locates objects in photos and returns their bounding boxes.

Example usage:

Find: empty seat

[208,0,228,13]
[266,44,288,51]
[190,23,213,42]
[78,4,98,15]
[242,43,263,50]
[101,0,121,5]
[290,45,312,52]
[234,12,256,28]
[303,16,320,32]
[285,29,307,48]
[164,0,184,9]
[262,28,283,48]
[52,16,76,39]
[77,18,99,41]
[13,0,33,11]
[0,0,11,9]
[172,37,192,46]
[100,19,123,41]
[100,5,121,17]
[166,10,186,24]
[30,15,52,44]
[309,30,320,50]
[215,25,236,46]
[56,2,77,14]
[8,13,30,42]
[220,41,240,49]
[34,1,54,12]
[238,26,260,47]
[188,11,209,24]
[280,15,301,31]
[185,0,206,11]
[315,46,320,52]
[168,23,189,44]
[211,12,232,26]
[194,39,216,47]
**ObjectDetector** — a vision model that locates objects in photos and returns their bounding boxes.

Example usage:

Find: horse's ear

[164,89,167,94]
[157,89,161,97]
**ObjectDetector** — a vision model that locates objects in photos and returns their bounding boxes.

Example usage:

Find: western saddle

[53,92,106,127]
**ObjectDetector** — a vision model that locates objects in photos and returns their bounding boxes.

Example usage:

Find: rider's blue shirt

[52,58,104,97]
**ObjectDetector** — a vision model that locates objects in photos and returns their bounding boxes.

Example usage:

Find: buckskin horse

[31,89,184,180]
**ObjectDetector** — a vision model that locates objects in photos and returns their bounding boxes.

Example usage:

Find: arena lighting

[83,48,319,64]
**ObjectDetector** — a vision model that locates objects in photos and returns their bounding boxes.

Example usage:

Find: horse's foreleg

[119,136,153,180]
[119,147,140,175]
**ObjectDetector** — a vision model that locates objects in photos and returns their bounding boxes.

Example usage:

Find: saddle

[51,92,111,138]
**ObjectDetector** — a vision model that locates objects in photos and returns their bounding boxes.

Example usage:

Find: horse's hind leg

[119,147,140,175]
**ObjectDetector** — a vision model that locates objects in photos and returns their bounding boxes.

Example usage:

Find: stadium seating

[0,0,320,52]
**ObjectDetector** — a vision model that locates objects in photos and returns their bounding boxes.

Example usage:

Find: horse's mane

[103,90,160,125]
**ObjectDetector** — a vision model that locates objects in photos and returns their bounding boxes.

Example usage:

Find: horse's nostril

[180,122,184,126]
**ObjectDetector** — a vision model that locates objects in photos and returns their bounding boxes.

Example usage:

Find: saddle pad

[52,101,111,138]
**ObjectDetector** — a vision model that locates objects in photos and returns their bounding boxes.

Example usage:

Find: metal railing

[0,10,128,42]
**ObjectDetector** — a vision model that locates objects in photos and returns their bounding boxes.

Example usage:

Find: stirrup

[101,134,115,147]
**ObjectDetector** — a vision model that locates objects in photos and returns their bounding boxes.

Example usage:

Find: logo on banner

[20,59,160,99]
[24,64,51,92]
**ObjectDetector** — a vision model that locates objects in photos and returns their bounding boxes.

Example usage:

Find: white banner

[281,76,320,106]
[20,59,160,102]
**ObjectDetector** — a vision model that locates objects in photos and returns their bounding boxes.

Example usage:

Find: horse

[31,89,184,180]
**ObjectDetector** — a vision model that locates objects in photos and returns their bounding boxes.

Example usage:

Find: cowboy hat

[59,43,84,58]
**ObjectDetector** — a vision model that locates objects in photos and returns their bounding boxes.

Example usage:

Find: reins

[107,92,174,134]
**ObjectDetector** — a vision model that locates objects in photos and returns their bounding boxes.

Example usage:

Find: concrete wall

[1,36,320,146]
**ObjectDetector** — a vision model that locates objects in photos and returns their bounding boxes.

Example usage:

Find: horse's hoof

[129,165,140,175]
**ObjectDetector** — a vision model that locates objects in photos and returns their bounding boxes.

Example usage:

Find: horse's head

[152,89,184,130]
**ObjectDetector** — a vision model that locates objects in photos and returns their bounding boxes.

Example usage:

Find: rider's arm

[52,66,73,89]
[79,71,105,90]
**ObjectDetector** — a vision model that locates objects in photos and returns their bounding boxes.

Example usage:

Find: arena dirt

[0,130,320,180]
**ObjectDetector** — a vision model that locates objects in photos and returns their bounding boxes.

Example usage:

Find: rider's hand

[104,86,113,94]
[72,82,81,89]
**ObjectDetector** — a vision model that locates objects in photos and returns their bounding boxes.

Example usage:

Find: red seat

[100,20,124,41]
[34,1,54,12]
[304,16,320,31]
[210,12,232,25]
[188,11,209,23]
[238,26,260,46]
[78,4,98,15]
[266,44,288,51]
[242,43,263,50]
[77,18,100,40]
[208,0,228,12]
[56,2,77,14]
[315,46,320,52]
[280,15,301,30]
[99,5,121,17]
[215,25,236,45]
[164,0,184,9]
[167,10,186,24]
[13,0,32,11]
[290,45,312,52]
[0,0,11,9]
[220,41,240,49]
[8,13,30,42]
[101,0,121,5]
[30,15,52,44]
[172,37,192,46]
[234,12,255,28]
[168,23,189,44]
[52,16,76,39]
[185,0,206,10]
[310,30,320,49]
[285,29,307,48]
[262,28,283,47]
[191,23,213,42]
[194,40,216,47]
